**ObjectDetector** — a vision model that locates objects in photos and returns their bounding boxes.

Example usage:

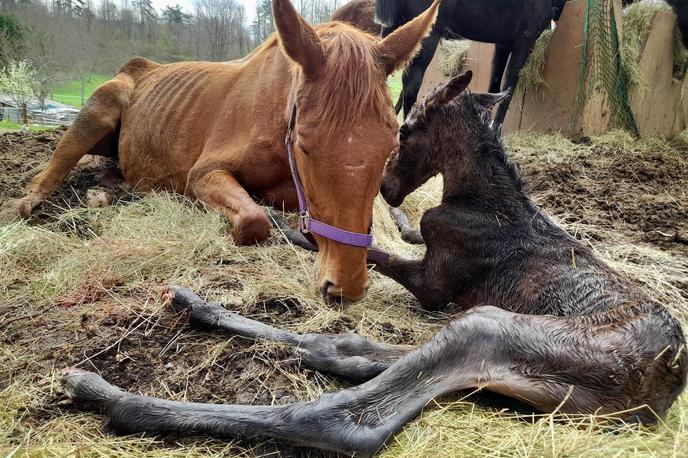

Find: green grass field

[51,74,111,108]
[0,119,53,133]
[388,72,403,104]
[47,73,402,110]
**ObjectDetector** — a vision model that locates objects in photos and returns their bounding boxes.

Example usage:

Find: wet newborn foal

[62,72,685,456]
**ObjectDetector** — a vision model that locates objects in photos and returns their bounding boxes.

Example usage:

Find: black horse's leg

[493,31,543,124]
[168,286,413,382]
[488,45,511,94]
[394,88,404,114]
[400,28,444,118]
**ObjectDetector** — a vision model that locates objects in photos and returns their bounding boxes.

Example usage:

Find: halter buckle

[299,211,310,233]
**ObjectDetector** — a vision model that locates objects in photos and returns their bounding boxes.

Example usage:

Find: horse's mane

[312,22,391,135]
[251,22,390,137]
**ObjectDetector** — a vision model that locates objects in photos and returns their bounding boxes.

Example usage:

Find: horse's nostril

[320,280,334,300]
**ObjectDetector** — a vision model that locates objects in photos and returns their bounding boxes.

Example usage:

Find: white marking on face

[347,136,353,144]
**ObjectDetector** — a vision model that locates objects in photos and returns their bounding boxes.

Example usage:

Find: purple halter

[285,100,375,249]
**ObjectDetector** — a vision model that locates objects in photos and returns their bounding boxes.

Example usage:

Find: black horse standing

[378,0,561,123]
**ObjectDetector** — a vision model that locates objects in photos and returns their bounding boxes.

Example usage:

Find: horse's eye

[297,143,310,156]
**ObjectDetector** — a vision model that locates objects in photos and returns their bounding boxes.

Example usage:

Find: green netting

[572,0,639,135]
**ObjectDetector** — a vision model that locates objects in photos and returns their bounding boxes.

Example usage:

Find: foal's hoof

[61,368,124,412]
[164,285,203,313]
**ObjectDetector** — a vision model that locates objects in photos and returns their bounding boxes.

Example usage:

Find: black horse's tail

[375,0,400,27]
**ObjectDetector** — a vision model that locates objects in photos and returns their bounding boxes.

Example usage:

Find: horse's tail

[375,0,400,27]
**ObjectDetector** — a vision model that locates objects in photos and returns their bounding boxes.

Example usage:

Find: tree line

[0,0,345,107]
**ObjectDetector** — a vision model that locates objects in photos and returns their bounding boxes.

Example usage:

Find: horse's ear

[472,89,511,110]
[273,0,325,78]
[426,70,473,108]
[373,0,441,74]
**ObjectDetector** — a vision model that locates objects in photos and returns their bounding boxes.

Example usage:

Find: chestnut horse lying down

[62,73,686,456]
[0,0,441,303]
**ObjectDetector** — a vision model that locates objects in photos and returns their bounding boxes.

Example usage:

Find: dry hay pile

[622,2,688,89]
[1,129,688,456]
[438,39,471,78]
[437,30,554,96]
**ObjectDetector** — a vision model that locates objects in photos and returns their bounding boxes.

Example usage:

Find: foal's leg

[62,306,512,456]
[168,286,413,382]
[1,78,131,219]
[64,306,650,454]
[369,252,458,310]
[188,165,271,246]
[389,206,424,244]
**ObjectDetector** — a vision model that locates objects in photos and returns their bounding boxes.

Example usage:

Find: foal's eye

[399,126,409,142]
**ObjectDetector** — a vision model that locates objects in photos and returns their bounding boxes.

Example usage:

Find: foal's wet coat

[62,74,686,456]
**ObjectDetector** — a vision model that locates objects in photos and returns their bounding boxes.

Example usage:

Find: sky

[151,0,259,21]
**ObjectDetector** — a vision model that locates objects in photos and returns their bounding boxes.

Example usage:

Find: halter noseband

[285,100,374,249]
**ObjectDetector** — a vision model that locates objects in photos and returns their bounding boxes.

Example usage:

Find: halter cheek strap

[285,100,374,249]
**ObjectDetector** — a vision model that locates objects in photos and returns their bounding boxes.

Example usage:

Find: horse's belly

[116,120,200,194]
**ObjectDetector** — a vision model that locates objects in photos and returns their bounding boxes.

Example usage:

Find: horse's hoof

[61,368,124,412]
[232,210,271,246]
[0,198,32,220]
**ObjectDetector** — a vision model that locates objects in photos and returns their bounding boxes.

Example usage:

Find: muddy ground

[1,130,687,456]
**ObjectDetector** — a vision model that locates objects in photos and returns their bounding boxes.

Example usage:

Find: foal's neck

[440,139,532,219]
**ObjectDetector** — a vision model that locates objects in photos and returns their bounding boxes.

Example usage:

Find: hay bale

[622,2,688,88]
[515,28,554,97]
[438,39,471,78]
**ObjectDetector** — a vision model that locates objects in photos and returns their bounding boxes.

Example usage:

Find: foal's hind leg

[168,286,413,382]
[1,77,131,219]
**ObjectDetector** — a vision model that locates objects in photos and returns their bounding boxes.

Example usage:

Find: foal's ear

[373,0,441,74]
[273,0,325,78]
[472,90,511,110]
[426,70,473,108]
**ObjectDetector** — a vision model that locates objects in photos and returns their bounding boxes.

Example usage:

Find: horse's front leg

[188,160,271,246]
[400,28,443,117]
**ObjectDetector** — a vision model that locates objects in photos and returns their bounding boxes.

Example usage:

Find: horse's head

[380,71,510,207]
[273,0,439,303]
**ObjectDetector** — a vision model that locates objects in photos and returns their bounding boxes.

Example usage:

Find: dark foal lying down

[63,72,686,456]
